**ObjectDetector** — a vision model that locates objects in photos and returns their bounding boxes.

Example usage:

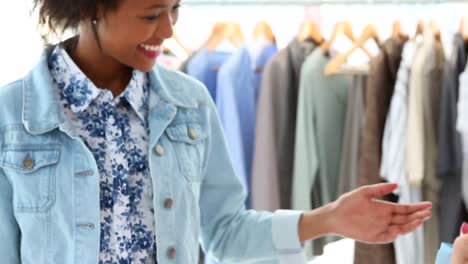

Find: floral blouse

[48,46,157,264]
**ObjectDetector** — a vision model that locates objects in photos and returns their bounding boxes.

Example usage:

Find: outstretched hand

[299,183,432,244]
[330,183,432,243]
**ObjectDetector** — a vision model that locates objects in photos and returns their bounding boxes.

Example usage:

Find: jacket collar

[22,46,197,135]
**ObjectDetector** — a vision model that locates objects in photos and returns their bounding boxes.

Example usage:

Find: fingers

[397,218,425,235]
[452,235,468,264]
[377,200,433,214]
[391,210,432,225]
[361,183,398,198]
[378,218,425,242]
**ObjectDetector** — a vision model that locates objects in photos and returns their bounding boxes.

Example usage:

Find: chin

[135,62,157,73]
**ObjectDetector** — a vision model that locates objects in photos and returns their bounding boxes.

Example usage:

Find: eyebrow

[145,4,168,9]
[145,1,180,10]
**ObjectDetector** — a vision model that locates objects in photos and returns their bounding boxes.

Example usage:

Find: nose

[156,11,175,40]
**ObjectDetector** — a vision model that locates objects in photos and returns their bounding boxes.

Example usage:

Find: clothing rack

[184,0,462,6]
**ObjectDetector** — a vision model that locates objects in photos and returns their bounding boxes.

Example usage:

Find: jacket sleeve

[0,167,21,263]
[198,96,306,263]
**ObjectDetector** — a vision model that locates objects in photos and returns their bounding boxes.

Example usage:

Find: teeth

[140,44,160,52]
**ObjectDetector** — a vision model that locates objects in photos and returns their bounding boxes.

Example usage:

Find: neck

[70,30,133,97]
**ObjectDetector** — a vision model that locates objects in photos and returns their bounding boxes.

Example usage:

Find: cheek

[102,23,154,55]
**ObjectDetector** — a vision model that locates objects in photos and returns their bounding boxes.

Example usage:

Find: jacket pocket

[0,145,60,212]
[165,123,207,182]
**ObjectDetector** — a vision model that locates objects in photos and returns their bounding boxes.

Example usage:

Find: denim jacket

[0,48,306,264]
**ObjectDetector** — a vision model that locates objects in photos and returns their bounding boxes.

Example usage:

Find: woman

[0,0,432,263]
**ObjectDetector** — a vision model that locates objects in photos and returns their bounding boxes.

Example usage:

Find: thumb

[361,183,398,198]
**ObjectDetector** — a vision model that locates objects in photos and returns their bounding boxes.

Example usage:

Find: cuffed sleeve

[272,210,304,252]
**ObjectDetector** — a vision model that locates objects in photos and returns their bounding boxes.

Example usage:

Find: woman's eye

[144,15,160,21]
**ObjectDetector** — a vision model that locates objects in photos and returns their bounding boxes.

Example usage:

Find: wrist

[298,202,337,243]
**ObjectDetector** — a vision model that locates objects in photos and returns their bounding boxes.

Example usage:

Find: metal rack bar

[183,0,462,6]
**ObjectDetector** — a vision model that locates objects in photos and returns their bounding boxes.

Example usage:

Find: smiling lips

[139,44,161,59]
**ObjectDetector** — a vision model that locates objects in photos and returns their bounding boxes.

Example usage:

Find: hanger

[321,21,373,58]
[460,17,468,42]
[298,21,324,45]
[392,20,408,41]
[172,33,189,54]
[253,21,276,44]
[415,20,425,37]
[429,20,441,42]
[321,21,354,55]
[199,22,227,51]
[324,24,380,76]
[163,34,189,60]
[207,22,245,51]
[232,23,245,44]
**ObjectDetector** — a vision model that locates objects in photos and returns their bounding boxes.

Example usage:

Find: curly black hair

[33,0,122,41]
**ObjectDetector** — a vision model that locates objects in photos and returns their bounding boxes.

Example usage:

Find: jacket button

[23,157,35,170]
[167,247,176,259]
[188,128,197,140]
[164,198,173,209]
[155,145,164,156]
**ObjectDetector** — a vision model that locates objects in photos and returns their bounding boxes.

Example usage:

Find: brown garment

[354,37,406,264]
[251,38,317,211]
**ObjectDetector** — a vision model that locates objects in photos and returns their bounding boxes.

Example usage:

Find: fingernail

[460,223,468,235]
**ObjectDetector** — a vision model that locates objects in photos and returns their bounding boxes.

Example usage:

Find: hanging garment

[252,38,317,211]
[292,48,351,257]
[292,48,351,210]
[216,43,278,208]
[337,75,366,196]
[186,48,232,101]
[407,29,445,264]
[381,40,424,264]
[438,33,468,244]
[458,60,468,216]
[180,52,196,74]
[355,37,405,264]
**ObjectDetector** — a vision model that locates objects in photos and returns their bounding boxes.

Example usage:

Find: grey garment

[311,179,326,256]
[425,36,445,264]
[252,38,317,211]
[292,48,351,210]
[338,74,366,196]
[291,49,351,258]
[438,33,467,243]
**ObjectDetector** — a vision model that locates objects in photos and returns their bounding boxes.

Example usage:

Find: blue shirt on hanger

[216,43,278,208]
[186,48,232,101]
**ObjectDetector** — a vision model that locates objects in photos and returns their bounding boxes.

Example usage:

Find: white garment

[308,239,354,264]
[456,60,468,206]
[380,41,424,264]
